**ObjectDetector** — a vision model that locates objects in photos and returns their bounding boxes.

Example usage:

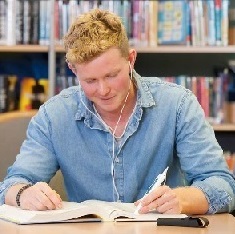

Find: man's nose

[98,81,110,95]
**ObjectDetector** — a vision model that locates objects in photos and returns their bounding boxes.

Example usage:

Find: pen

[134,166,169,215]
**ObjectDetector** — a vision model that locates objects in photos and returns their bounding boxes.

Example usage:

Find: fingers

[137,186,182,214]
[20,182,62,211]
[36,182,62,209]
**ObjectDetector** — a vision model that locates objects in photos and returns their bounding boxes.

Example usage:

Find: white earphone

[129,61,133,80]
[78,61,133,201]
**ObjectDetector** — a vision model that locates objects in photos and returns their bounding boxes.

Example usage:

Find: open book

[0,200,187,224]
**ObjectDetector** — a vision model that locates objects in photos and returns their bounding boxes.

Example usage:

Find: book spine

[6,75,17,111]
[148,0,158,47]
[31,80,45,109]
[157,0,164,45]
[45,0,50,45]
[229,102,235,124]
[208,77,215,119]
[185,1,191,46]
[122,0,132,39]
[54,0,60,44]
[221,0,229,46]
[23,0,30,45]
[112,0,121,18]
[191,76,197,97]
[214,76,224,123]
[20,77,36,111]
[189,1,196,46]
[131,0,140,45]
[58,0,63,42]
[30,0,39,45]
[98,0,109,11]
[39,0,50,45]
[207,0,216,46]
[107,0,114,13]
[68,0,79,27]
[0,75,8,113]
[224,152,235,173]
[80,0,90,14]
[214,0,222,46]
[61,0,69,37]
[203,77,210,118]
[39,0,47,45]
[197,0,206,46]
[15,0,24,44]
[0,0,6,45]
[6,0,16,45]
[180,0,188,45]
[229,0,235,45]
[137,0,148,47]
[193,1,201,46]
[185,76,192,90]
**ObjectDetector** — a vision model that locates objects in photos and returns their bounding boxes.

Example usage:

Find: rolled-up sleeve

[0,178,32,205]
[193,177,234,213]
[0,106,59,205]
[176,91,235,213]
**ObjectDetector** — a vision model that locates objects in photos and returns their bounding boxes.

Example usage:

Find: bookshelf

[0,110,37,123]
[10,44,234,54]
[0,0,235,151]
[52,45,235,54]
[0,45,49,53]
[212,124,235,132]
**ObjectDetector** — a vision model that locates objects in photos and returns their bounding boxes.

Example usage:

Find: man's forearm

[174,186,209,214]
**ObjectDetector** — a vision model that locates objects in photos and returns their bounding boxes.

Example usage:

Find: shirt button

[115,158,120,163]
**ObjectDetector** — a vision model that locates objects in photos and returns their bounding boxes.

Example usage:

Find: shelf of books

[2,45,235,54]
[1,1,235,130]
[55,45,235,54]
[0,109,234,132]
[122,46,235,54]
[213,123,235,131]
[1,0,234,48]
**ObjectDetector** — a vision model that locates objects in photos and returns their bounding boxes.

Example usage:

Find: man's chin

[95,103,117,113]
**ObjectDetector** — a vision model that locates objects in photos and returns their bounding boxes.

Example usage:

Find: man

[1,9,234,214]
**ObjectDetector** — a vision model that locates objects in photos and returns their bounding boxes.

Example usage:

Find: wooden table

[0,214,234,234]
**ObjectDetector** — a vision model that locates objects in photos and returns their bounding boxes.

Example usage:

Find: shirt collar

[133,70,156,108]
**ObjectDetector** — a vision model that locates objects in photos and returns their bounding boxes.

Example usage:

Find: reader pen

[134,166,169,215]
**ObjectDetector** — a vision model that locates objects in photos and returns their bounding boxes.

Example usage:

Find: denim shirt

[1,71,235,213]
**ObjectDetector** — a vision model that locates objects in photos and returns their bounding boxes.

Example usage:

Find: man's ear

[68,63,77,75]
[128,49,137,69]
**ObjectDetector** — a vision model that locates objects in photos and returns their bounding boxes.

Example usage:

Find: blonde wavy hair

[63,8,129,64]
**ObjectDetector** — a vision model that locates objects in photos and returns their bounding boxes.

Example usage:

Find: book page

[0,202,100,224]
[81,200,187,222]
[117,213,188,222]
[81,200,137,220]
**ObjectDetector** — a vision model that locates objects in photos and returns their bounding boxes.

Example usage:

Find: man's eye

[107,73,117,78]
[86,79,96,84]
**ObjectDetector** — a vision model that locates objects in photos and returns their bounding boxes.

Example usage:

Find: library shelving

[0,110,37,123]
[0,45,49,53]
[4,44,235,54]
[0,0,235,153]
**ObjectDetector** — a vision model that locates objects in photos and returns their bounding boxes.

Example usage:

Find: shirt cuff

[192,177,233,214]
[0,178,32,205]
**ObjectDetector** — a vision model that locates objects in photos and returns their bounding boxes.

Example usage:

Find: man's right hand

[5,182,62,210]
